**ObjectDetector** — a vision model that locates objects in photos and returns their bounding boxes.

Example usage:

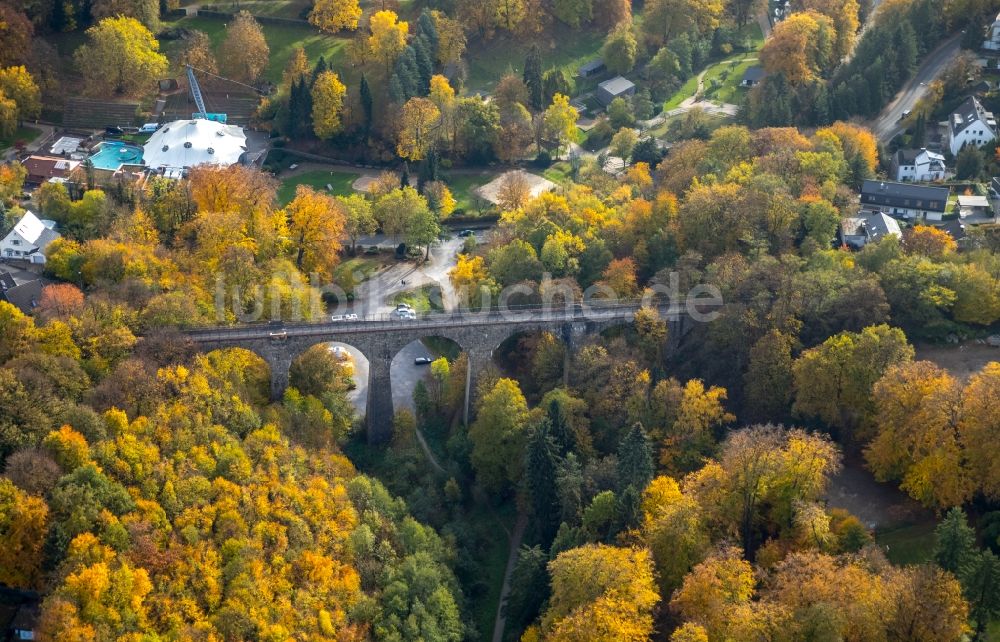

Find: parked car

[364,246,380,255]
[394,309,416,320]
[458,229,475,237]
[139,123,160,134]
[900,110,911,121]
[396,303,413,311]
[331,313,360,322]
[414,356,433,365]
[104,125,124,136]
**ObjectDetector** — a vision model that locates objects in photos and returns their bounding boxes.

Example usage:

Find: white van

[139,123,160,134]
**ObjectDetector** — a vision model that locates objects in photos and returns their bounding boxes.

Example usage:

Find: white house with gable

[0,211,61,264]
[949,96,997,155]
[891,148,947,182]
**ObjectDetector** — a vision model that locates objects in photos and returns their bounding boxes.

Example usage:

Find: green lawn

[874,521,937,565]
[464,26,605,95]
[277,169,361,205]
[0,125,42,151]
[392,284,444,313]
[662,23,765,110]
[542,161,574,185]
[442,173,491,213]
[202,0,312,18]
[162,15,352,85]
[331,255,387,294]
[704,57,757,105]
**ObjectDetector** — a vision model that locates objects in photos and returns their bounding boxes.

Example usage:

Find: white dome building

[142,119,247,173]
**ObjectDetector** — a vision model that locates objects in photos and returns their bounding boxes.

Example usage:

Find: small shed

[741,65,766,87]
[958,194,993,221]
[577,59,606,79]
[597,76,636,106]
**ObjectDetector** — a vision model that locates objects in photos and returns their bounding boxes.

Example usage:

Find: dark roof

[951,96,995,137]
[578,59,605,74]
[0,271,15,290]
[0,279,45,314]
[937,219,967,241]
[598,76,635,96]
[742,66,766,83]
[895,148,920,165]
[862,179,949,200]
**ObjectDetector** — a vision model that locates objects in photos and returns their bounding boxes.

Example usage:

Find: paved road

[870,34,963,142]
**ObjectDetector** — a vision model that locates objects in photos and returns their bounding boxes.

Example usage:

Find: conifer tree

[524,46,543,111]
[934,507,977,578]
[617,422,653,493]
[525,422,561,544]
[360,74,373,134]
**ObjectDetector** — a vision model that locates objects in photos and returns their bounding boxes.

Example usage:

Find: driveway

[351,233,479,316]
[870,34,963,142]
[391,340,437,412]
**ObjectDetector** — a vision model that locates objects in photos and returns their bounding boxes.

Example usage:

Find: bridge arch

[182,304,690,443]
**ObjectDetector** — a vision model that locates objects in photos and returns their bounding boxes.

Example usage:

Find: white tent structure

[142,119,247,171]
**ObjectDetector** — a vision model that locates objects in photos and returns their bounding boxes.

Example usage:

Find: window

[916,201,923,207]
[9,239,19,246]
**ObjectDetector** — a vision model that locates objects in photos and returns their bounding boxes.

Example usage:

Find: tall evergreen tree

[413,35,434,95]
[311,56,328,85]
[417,11,440,63]
[525,422,561,545]
[617,422,653,493]
[967,550,1000,641]
[400,163,410,189]
[912,112,927,148]
[546,398,574,456]
[360,74,373,135]
[614,484,642,533]
[504,545,550,636]
[389,74,406,104]
[542,68,572,106]
[555,452,583,526]
[935,507,977,578]
[417,149,439,192]
[524,46,543,111]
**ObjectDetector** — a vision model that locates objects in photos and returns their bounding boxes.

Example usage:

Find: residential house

[860,179,950,221]
[948,96,997,155]
[984,12,1000,50]
[21,155,80,186]
[741,66,766,87]
[0,275,45,315]
[839,211,903,250]
[577,59,606,79]
[7,604,39,641]
[597,76,636,106]
[891,148,946,182]
[0,211,61,264]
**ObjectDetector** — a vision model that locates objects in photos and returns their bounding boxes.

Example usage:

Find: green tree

[524,46,543,111]
[602,22,638,74]
[525,422,561,543]
[617,422,653,493]
[934,507,977,578]
[542,68,573,106]
[792,324,913,440]
[469,378,530,494]
[966,550,1000,641]
[487,239,545,286]
[743,330,795,422]
[338,194,377,254]
[955,145,984,180]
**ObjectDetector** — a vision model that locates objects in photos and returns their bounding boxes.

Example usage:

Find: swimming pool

[87,141,144,171]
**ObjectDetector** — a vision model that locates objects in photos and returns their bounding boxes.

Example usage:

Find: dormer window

[161,145,169,151]
[184,142,193,148]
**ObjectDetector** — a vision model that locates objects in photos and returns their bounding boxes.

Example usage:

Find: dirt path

[915,341,1000,380]
[491,512,529,642]
[414,427,446,474]
[824,460,930,530]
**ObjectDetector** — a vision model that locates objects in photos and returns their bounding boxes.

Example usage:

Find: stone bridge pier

[184,306,691,444]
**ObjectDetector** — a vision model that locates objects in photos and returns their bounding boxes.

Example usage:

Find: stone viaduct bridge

[184,303,688,442]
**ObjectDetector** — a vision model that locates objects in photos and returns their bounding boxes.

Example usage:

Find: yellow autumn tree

[543,544,660,642]
[312,70,347,139]
[73,16,168,96]
[397,97,441,161]
[543,93,579,154]
[219,10,269,83]
[309,0,362,33]
[0,478,49,589]
[284,185,346,279]
[369,10,408,74]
